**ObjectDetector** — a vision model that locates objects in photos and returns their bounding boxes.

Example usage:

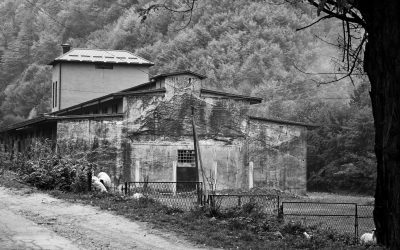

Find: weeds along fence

[281,202,374,239]
[122,182,203,211]
[120,183,375,240]
[208,194,280,214]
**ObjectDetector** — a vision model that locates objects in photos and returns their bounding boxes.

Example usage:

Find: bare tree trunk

[361,2,400,248]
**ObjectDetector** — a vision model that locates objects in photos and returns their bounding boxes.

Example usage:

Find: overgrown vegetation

[0,139,116,192]
[47,190,369,250]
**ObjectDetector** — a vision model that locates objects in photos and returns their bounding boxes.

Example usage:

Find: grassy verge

[0,170,380,249]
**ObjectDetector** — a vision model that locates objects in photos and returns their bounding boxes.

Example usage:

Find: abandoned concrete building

[0,46,314,194]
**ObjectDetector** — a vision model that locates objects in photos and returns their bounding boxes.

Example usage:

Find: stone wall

[57,117,124,186]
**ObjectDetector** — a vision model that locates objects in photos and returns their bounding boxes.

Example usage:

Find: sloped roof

[49,49,154,65]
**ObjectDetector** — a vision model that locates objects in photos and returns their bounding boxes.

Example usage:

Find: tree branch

[306,0,365,27]
[296,15,333,31]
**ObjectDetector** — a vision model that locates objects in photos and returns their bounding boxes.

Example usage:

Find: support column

[172,161,177,196]
[213,161,218,191]
[249,161,254,189]
[135,160,140,183]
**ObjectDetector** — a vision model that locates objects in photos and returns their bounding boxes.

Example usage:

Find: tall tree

[299,1,400,247]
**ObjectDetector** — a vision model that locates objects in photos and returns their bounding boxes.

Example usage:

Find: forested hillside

[0,0,375,194]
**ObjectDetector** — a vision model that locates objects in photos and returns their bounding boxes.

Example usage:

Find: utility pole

[191,106,207,194]
[191,106,199,182]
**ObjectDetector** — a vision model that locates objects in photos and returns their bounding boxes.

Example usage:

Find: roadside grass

[0,169,32,190]
[0,170,382,249]
[305,192,374,205]
[49,190,369,250]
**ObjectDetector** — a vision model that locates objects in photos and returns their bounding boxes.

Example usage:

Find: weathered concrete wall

[57,118,124,186]
[126,139,247,190]
[122,83,251,190]
[163,74,202,99]
[248,119,307,194]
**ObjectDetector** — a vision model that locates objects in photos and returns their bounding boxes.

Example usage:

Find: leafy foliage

[1,139,115,192]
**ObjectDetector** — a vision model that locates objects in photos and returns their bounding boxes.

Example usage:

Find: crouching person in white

[91,176,107,193]
[97,172,112,191]
[360,229,376,245]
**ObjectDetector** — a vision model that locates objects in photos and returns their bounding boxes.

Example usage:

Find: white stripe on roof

[53,49,153,64]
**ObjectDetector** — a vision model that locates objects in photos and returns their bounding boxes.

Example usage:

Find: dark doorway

[177,149,198,191]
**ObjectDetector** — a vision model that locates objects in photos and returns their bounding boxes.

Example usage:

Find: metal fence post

[277,195,280,213]
[278,202,284,220]
[355,204,359,240]
[238,196,242,207]
[124,182,128,195]
[196,182,202,205]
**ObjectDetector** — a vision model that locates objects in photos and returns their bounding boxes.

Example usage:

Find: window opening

[95,64,114,70]
[177,150,195,163]
[52,82,55,108]
[55,81,57,107]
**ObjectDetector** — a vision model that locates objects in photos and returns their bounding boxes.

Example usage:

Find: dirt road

[0,186,207,250]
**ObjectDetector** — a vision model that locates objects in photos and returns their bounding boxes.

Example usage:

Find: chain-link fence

[208,194,279,214]
[282,202,375,239]
[123,182,203,211]
[357,205,375,237]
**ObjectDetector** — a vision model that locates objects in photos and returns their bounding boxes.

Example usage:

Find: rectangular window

[55,81,57,107]
[112,103,118,114]
[102,106,108,114]
[52,82,55,108]
[177,150,195,163]
[95,64,113,70]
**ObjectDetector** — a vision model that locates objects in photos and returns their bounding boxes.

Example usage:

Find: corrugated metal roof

[49,49,154,65]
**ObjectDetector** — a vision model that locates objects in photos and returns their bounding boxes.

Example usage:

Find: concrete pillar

[249,161,254,189]
[172,161,177,196]
[213,161,218,191]
[135,160,140,183]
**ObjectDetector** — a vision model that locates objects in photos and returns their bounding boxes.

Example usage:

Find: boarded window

[177,150,195,163]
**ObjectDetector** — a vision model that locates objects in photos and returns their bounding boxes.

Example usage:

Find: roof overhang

[249,116,318,129]
[201,88,263,104]
[0,114,124,133]
[48,60,154,66]
[51,88,166,116]
[150,70,207,80]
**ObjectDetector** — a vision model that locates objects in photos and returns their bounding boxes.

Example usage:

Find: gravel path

[0,187,208,250]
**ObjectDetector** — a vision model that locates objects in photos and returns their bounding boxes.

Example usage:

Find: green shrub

[2,139,116,192]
